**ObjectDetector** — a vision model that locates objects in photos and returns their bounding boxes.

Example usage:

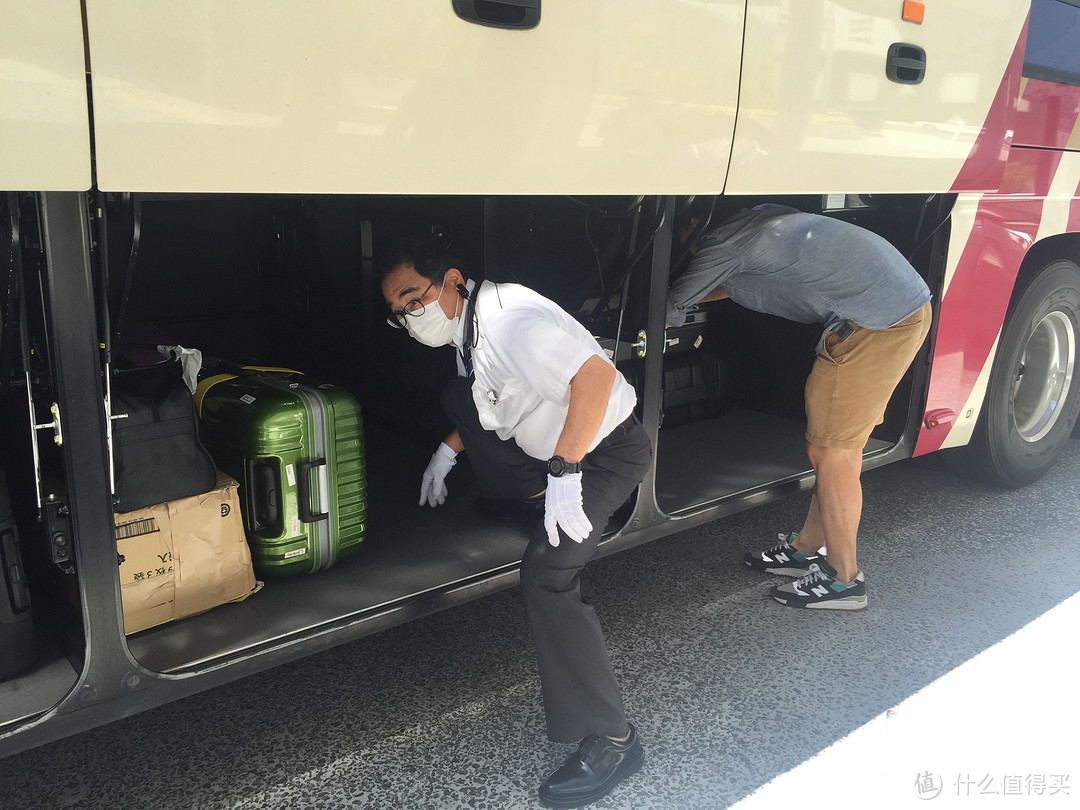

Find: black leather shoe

[538,724,644,808]
[472,495,545,522]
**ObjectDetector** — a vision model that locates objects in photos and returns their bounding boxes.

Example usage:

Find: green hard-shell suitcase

[196,367,366,576]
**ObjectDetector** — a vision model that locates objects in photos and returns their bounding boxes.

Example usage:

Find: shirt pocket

[472,377,530,432]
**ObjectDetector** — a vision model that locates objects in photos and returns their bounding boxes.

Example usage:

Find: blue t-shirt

[666,206,931,350]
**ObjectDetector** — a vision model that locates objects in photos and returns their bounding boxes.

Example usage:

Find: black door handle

[453,0,541,30]
[886,43,926,84]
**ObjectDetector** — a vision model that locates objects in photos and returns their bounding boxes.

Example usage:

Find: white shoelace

[764,532,797,556]
[794,563,832,588]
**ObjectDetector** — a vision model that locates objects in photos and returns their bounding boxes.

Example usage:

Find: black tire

[953,259,1080,488]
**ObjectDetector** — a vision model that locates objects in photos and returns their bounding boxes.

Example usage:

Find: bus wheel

[960,259,1080,488]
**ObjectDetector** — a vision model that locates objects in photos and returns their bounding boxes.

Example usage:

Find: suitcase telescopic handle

[298,460,330,523]
[244,457,282,537]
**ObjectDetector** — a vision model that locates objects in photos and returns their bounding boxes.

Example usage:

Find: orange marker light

[902,0,925,24]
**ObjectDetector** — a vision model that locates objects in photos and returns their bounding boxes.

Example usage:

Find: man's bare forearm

[552,356,616,463]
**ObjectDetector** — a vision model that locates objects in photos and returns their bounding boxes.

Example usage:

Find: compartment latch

[32,401,63,447]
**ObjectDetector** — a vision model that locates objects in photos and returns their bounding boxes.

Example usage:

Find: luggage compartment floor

[0,637,79,726]
[654,407,891,516]
[126,411,892,674]
[126,426,534,673]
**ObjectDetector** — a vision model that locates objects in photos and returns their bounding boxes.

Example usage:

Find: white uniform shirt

[453,280,637,461]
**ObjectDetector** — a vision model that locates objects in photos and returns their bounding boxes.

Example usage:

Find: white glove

[419,442,458,507]
[543,472,593,547]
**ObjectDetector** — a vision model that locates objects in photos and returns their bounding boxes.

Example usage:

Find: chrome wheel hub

[1013,310,1076,442]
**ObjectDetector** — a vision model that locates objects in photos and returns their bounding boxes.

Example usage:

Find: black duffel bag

[111,356,217,513]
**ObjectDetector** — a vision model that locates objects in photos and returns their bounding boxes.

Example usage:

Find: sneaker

[744,532,826,577]
[771,562,867,611]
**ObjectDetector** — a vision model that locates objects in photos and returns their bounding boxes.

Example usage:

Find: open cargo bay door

[84,0,746,195]
[0,2,91,192]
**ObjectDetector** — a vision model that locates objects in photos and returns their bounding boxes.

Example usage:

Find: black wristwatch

[547,455,582,477]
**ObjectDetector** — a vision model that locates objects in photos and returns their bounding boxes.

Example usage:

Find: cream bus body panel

[84,0,745,195]
[0,0,91,192]
[727,0,1030,194]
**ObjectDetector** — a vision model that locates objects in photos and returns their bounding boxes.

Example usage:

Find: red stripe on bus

[915,148,1067,457]
[1070,174,1080,233]
[1013,78,1080,150]
[947,17,1028,193]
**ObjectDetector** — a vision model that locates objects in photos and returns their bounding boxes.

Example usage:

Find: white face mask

[405,276,460,347]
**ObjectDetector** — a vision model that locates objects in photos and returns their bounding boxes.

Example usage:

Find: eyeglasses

[386,279,436,329]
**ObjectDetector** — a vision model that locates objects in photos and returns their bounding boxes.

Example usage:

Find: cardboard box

[115,471,260,634]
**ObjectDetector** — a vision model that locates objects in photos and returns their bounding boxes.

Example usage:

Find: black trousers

[441,376,653,742]
[441,377,549,500]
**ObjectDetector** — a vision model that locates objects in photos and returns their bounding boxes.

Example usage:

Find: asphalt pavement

[2,440,1079,810]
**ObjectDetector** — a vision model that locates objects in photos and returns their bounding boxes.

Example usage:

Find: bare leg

[798,443,863,583]
[793,491,825,554]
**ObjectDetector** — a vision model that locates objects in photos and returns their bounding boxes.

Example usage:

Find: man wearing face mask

[379,235,652,808]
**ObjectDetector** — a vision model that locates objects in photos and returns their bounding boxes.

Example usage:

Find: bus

[2,0,1078,758]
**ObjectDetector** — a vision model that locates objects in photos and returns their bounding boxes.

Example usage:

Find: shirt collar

[452,278,477,348]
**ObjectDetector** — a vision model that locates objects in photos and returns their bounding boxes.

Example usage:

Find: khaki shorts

[805,302,932,450]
